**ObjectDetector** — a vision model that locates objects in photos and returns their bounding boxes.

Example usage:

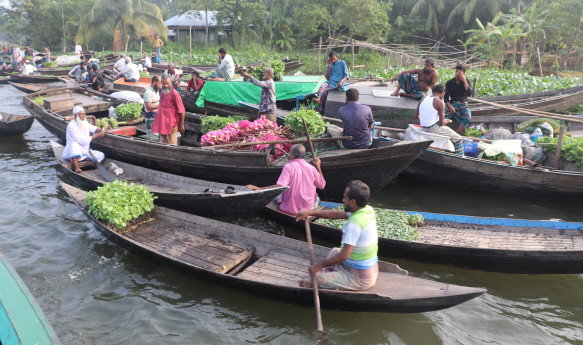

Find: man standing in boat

[11,44,22,68]
[144,76,161,136]
[414,84,463,154]
[246,144,325,215]
[152,75,185,145]
[241,67,277,123]
[444,64,474,134]
[296,180,378,291]
[315,51,349,114]
[153,34,164,58]
[209,48,235,81]
[390,58,439,100]
[339,88,374,149]
[62,106,108,173]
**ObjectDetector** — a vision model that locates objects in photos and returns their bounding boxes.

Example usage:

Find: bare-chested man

[390,58,439,100]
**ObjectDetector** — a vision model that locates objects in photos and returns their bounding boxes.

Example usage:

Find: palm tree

[76,0,166,52]
[446,0,501,30]
[409,0,446,36]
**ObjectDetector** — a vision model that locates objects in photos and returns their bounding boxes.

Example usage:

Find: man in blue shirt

[339,89,374,149]
[315,51,349,114]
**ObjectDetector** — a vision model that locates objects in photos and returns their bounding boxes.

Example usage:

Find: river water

[1,83,583,345]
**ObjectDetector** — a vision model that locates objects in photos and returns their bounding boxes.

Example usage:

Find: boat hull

[0,114,35,137]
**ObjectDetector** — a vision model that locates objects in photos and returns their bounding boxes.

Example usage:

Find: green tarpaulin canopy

[196,75,325,108]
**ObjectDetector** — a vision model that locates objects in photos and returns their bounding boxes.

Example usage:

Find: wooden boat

[0,112,34,137]
[51,141,287,217]
[24,87,432,200]
[61,182,485,313]
[0,250,61,344]
[109,77,152,94]
[9,81,64,94]
[36,68,71,77]
[0,71,62,83]
[263,201,583,274]
[0,75,10,84]
[325,84,583,129]
[373,137,583,197]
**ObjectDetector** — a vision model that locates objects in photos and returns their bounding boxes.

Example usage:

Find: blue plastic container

[463,140,479,157]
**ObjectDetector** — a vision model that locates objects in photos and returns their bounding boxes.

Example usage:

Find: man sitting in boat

[296,180,378,291]
[164,64,181,90]
[444,64,474,134]
[390,58,439,100]
[67,62,88,82]
[339,88,374,149]
[113,54,126,78]
[88,65,105,91]
[246,144,326,215]
[117,57,140,83]
[62,106,108,173]
[314,51,349,114]
[151,50,161,64]
[415,84,463,154]
[186,71,205,97]
[241,67,277,122]
[208,48,235,81]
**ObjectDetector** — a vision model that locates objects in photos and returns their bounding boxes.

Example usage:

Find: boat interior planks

[0,112,35,137]
[62,182,485,313]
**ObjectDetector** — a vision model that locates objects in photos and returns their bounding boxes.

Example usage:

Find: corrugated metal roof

[165,11,219,28]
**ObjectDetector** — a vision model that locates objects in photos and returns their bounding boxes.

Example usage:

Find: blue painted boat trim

[318,201,583,230]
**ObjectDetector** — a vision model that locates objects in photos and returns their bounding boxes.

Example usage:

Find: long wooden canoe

[61,182,485,313]
[23,87,432,200]
[9,81,64,94]
[51,141,287,217]
[0,112,34,138]
[0,250,61,344]
[325,84,583,128]
[263,201,583,274]
[0,72,62,83]
[0,75,10,84]
[373,138,583,197]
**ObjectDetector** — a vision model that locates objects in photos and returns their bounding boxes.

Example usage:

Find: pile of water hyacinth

[201,116,293,157]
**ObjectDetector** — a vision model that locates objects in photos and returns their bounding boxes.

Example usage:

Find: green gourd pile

[96,117,118,129]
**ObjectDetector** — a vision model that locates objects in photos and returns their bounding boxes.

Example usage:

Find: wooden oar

[302,118,330,201]
[304,219,325,337]
[89,150,115,182]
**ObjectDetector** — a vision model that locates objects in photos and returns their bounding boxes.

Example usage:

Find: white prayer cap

[73,106,85,115]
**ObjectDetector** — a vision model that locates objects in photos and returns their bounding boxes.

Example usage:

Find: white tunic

[218,54,235,80]
[418,96,439,127]
[62,120,105,162]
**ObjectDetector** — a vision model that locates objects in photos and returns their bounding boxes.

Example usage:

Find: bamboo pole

[554,126,565,169]
[537,47,543,77]
[203,136,352,150]
[351,39,355,71]
[318,37,322,74]
[468,97,583,125]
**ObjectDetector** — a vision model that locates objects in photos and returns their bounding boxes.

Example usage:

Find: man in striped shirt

[296,180,379,290]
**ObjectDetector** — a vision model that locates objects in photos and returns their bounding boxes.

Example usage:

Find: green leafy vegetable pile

[139,71,149,78]
[250,59,285,81]
[42,61,58,68]
[284,107,328,136]
[538,136,583,168]
[202,115,247,134]
[32,96,44,105]
[87,180,157,231]
[114,103,142,121]
[316,206,422,241]
[465,128,484,138]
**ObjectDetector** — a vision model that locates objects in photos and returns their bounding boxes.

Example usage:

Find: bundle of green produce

[465,128,484,138]
[538,136,583,168]
[316,206,422,241]
[96,117,118,129]
[517,118,565,137]
[42,61,58,68]
[114,103,142,121]
[86,180,157,232]
[250,59,285,81]
[139,71,149,78]
[284,107,328,136]
[33,96,44,105]
[202,115,247,134]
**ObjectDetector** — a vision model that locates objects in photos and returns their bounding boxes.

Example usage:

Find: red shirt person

[186,72,204,96]
[151,75,185,145]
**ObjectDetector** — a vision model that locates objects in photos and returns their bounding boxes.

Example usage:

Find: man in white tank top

[414,84,463,154]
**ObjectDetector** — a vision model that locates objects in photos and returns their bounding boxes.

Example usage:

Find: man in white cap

[62,106,108,173]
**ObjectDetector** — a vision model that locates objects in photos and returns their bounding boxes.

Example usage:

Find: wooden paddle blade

[305,220,324,334]
[89,150,115,182]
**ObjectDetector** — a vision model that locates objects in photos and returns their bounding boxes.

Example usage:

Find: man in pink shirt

[152,75,185,145]
[246,144,326,215]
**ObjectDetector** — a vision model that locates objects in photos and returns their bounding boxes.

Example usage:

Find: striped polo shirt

[341,205,378,269]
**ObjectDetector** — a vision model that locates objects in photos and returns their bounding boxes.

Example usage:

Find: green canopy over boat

[195,75,325,108]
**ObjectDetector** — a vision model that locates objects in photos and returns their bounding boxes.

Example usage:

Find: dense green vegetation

[114,103,143,121]
[538,136,583,168]
[86,180,156,231]
[201,115,246,134]
[284,108,328,136]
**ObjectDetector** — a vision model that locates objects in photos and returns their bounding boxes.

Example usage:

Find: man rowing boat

[296,180,378,291]
[62,106,108,173]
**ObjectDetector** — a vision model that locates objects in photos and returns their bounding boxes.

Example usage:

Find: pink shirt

[152,89,185,135]
[276,159,326,215]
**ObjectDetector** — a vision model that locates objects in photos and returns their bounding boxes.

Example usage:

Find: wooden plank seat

[124,221,255,274]
[237,251,309,287]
